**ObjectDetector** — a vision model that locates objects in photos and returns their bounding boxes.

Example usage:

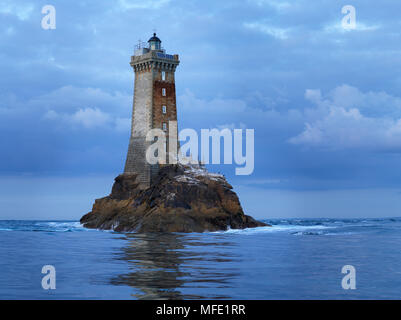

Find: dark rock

[80,164,269,233]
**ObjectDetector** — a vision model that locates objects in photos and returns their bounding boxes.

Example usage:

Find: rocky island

[80,164,268,233]
[81,33,267,233]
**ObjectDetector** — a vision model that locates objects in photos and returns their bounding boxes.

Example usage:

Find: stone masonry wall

[124,52,180,189]
[124,69,153,188]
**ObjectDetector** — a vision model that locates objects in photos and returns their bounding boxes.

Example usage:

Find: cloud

[1,0,401,199]
[44,107,112,129]
[118,0,170,10]
[243,22,290,40]
[217,123,247,131]
[0,1,34,21]
[179,89,249,130]
[29,86,131,113]
[180,89,247,114]
[324,22,380,34]
[251,0,291,11]
[1,85,133,132]
[290,85,401,151]
[69,108,112,128]
[44,107,132,131]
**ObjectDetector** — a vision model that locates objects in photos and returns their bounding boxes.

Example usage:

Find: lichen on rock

[80,164,269,233]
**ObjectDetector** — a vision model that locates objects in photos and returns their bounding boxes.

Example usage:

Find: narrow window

[162,105,167,114]
[161,71,166,81]
[162,88,166,96]
[162,122,167,131]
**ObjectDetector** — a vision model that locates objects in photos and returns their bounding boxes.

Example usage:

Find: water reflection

[111,232,240,299]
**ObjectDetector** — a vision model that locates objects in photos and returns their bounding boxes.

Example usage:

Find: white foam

[211,224,334,235]
[36,221,87,232]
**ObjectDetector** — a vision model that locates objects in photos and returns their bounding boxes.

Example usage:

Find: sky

[1,0,401,219]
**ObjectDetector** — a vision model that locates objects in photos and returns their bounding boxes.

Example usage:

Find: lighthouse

[124,33,180,189]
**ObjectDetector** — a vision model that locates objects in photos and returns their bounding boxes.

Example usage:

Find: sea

[0,218,400,300]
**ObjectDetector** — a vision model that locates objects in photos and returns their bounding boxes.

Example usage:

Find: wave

[1,217,400,235]
[0,221,90,233]
[211,217,401,236]
[212,224,334,235]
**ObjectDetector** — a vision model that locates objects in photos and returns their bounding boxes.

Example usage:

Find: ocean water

[0,218,401,299]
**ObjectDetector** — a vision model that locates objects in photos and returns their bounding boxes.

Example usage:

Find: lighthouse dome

[148,33,161,50]
[148,33,161,42]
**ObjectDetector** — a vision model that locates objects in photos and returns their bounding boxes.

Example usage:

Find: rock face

[80,164,268,233]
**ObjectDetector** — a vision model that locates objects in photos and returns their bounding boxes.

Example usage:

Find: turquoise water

[0,218,401,299]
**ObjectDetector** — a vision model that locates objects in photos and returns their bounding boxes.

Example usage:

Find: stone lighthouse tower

[124,33,180,189]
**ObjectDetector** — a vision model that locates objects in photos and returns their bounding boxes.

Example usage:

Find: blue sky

[2,0,401,219]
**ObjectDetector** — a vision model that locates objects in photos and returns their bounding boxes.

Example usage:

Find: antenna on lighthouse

[136,39,142,50]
